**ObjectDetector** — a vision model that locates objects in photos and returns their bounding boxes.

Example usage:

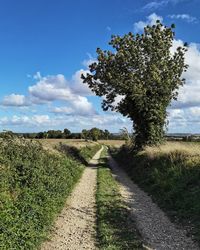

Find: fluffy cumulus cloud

[29,73,96,115]
[2,94,30,107]
[2,72,96,116]
[168,14,198,23]
[170,40,200,109]
[134,13,163,32]
[29,74,72,102]
[70,69,94,95]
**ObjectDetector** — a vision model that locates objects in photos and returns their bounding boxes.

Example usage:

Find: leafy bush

[0,138,84,249]
[112,144,200,243]
[57,143,101,164]
[79,143,101,162]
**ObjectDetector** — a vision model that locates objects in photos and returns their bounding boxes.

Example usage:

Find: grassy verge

[96,147,144,249]
[0,138,84,249]
[111,142,200,244]
[57,142,101,164]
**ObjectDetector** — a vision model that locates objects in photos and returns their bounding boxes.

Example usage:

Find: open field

[98,139,125,147]
[34,138,95,151]
[144,141,200,157]
[34,138,125,151]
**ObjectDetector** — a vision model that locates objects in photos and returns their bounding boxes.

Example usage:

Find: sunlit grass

[112,141,200,245]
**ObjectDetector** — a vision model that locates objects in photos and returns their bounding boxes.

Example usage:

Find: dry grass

[144,141,200,158]
[33,139,95,151]
[98,140,125,147]
[31,139,125,150]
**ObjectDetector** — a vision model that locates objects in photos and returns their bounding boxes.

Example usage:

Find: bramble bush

[57,142,101,164]
[0,138,84,249]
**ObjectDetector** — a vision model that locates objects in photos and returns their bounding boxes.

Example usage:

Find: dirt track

[41,147,103,250]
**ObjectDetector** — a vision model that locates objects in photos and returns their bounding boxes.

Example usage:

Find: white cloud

[134,13,163,32]
[168,14,198,23]
[170,40,200,109]
[29,74,96,115]
[82,53,97,68]
[71,69,94,95]
[52,107,74,115]
[142,0,186,11]
[0,115,49,127]
[51,96,96,116]
[1,69,96,116]
[1,94,30,107]
[168,107,200,132]
[32,115,50,124]
[143,1,169,10]
[29,74,70,102]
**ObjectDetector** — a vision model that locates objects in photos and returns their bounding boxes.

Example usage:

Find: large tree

[82,21,188,149]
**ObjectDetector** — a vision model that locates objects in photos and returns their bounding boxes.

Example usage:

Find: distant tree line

[4,128,124,141]
[1,130,200,142]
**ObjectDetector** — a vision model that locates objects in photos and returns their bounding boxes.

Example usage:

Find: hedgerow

[112,143,200,244]
[0,138,84,249]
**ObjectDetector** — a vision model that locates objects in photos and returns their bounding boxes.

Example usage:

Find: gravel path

[41,147,103,250]
[108,155,199,250]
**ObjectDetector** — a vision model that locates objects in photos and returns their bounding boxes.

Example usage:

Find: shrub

[0,138,84,249]
[57,143,101,164]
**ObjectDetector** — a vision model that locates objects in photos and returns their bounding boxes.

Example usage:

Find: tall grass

[112,142,200,244]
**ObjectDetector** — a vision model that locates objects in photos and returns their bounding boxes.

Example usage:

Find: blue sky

[0,0,200,133]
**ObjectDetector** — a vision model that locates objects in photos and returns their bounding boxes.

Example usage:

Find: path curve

[41,147,103,250]
[109,155,199,250]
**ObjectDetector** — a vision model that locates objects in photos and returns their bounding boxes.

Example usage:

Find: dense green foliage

[82,21,188,149]
[57,143,102,165]
[112,145,200,243]
[96,148,144,249]
[0,138,84,249]
[79,143,102,162]
[23,129,72,139]
[0,129,127,141]
[81,128,111,141]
